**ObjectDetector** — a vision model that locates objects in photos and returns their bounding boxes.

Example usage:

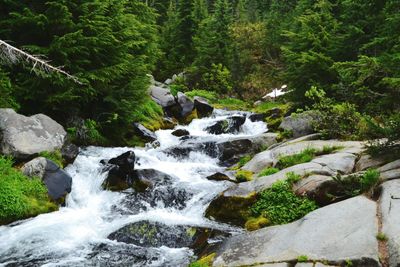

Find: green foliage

[200,63,232,94]
[276,148,317,169]
[0,156,57,224]
[332,169,380,197]
[258,167,279,177]
[376,232,388,241]
[238,155,252,168]
[245,216,269,231]
[189,253,216,267]
[131,97,164,132]
[250,173,318,225]
[185,90,218,102]
[0,67,19,110]
[213,98,249,111]
[38,150,64,168]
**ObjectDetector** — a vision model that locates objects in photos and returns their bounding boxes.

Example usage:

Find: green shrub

[332,168,380,197]
[276,148,317,169]
[38,150,64,168]
[258,167,279,177]
[185,90,218,102]
[0,156,57,224]
[235,170,254,182]
[286,172,302,184]
[132,97,164,131]
[237,155,252,168]
[250,174,318,225]
[213,98,249,111]
[200,63,232,94]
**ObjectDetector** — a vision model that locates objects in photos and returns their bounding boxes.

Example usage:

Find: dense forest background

[0,0,399,152]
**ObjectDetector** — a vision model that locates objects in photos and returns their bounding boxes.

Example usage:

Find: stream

[0,110,268,267]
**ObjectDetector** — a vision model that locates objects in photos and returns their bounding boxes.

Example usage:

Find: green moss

[297,255,309,262]
[38,150,64,168]
[231,155,253,170]
[189,253,216,267]
[252,102,288,114]
[235,170,254,182]
[213,98,249,111]
[185,90,218,102]
[182,109,198,124]
[276,148,317,169]
[132,97,164,131]
[245,216,270,231]
[258,167,279,177]
[0,156,58,225]
[250,173,318,225]
[376,232,388,241]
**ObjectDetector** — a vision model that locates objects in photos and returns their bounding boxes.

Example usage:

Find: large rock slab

[380,180,400,267]
[22,157,72,201]
[0,109,67,159]
[213,196,379,267]
[311,152,357,174]
[355,154,386,172]
[242,150,273,173]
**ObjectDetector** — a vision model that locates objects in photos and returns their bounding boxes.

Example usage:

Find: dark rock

[194,96,214,118]
[248,113,267,122]
[108,220,230,255]
[177,92,195,118]
[265,107,283,119]
[206,116,246,135]
[102,151,136,191]
[22,157,72,201]
[206,172,237,183]
[132,123,157,142]
[217,139,253,164]
[171,129,190,137]
[61,142,79,164]
[162,117,177,129]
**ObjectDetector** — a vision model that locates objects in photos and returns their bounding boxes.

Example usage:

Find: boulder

[0,109,67,159]
[293,175,339,206]
[311,152,357,175]
[206,172,237,183]
[378,159,400,173]
[22,157,72,201]
[61,142,79,165]
[279,111,319,138]
[248,113,267,122]
[108,220,230,255]
[194,96,214,118]
[242,150,274,173]
[380,180,400,267]
[206,116,246,135]
[177,92,195,118]
[171,129,190,137]
[132,123,157,142]
[150,86,176,108]
[213,196,379,267]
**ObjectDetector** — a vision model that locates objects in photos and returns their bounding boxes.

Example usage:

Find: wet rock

[194,96,214,118]
[22,157,72,201]
[248,113,267,122]
[206,116,246,135]
[171,129,190,137]
[162,117,177,129]
[206,172,237,183]
[102,151,136,191]
[61,142,79,164]
[279,111,320,138]
[132,123,157,142]
[0,108,67,159]
[380,180,400,267]
[108,220,230,255]
[177,92,195,118]
[213,196,379,267]
[150,86,176,108]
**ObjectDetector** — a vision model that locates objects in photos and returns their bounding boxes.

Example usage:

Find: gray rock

[378,159,400,173]
[0,109,66,159]
[294,175,339,206]
[355,154,385,172]
[213,196,379,267]
[22,157,72,201]
[132,123,157,142]
[380,180,400,267]
[242,150,274,173]
[311,152,357,174]
[150,86,176,108]
[61,143,79,165]
[164,78,173,85]
[279,111,319,138]
[380,169,400,182]
[177,92,194,117]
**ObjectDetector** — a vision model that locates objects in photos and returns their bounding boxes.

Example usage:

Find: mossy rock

[245,216,270,231]
[235,170,254,182]
[181,109,198,125]
[205,192,257,226]
[189,253,216,267]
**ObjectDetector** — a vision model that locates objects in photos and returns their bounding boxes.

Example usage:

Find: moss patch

[258,167,279,177]
[245,216,270,231]
[0,156,58,225]
[189,253,216,267]
[38,150,64,168]
[235,170,254,182]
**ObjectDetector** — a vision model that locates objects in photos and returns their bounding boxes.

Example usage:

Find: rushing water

[0,110,268,267]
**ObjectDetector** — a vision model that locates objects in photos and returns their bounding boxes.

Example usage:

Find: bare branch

[0,39,82,84]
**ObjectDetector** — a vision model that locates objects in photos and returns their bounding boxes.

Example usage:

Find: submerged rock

[213,196,379,266]
[108,220,230,255]
[205,115,246,135]
[0,108,67,159]
[101,151,136,191]
[22,157,72,201]
[171,129,190,137]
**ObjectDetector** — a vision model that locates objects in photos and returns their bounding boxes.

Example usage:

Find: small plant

[238,155,252,168]
[258,167,280,177]
[376,232,388,241]
[286,172,302,184]
[236,170,254,182]
[297,255,309,262]
[332,168,380,198]
[185,90,218,102]
[321,145,343,155]
[276,148,317,169]
[250,177,318,225]
[345,259,353,267]
[189,253,216,267]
